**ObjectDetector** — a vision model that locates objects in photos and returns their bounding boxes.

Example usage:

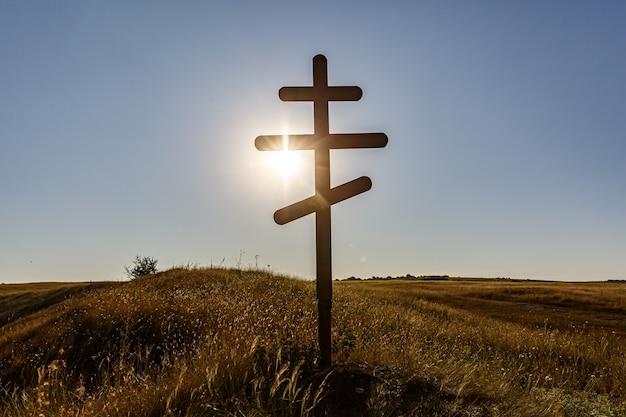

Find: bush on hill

[124,255,158,280]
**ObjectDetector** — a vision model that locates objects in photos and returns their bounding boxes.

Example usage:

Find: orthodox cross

[255,54,387,368]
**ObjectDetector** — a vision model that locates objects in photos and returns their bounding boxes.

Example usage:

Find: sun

[270,150,301,177]
[268,135,303,177]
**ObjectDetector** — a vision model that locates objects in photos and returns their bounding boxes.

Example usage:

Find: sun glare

[269,135,302,177]
[270,150,301,177]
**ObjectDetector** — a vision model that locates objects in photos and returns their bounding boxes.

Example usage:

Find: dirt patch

[310,364,493,417]
[310,364,378,416]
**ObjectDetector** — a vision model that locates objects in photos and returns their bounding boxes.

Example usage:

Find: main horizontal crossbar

[255,133,388,151]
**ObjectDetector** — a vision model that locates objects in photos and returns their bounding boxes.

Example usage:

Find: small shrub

[125,255,158,280]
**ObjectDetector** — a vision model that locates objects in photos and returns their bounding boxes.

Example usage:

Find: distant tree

[344,276,362,281]
[125,255,158,280]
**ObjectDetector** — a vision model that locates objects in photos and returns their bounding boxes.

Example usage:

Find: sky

[1,1,624,283]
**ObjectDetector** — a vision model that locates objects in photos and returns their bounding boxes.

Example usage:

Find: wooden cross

[255,55,387,368]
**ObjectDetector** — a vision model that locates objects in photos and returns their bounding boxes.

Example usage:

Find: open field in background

[0,269,624,416]
[0,282,117,327]
[347,279,626,337]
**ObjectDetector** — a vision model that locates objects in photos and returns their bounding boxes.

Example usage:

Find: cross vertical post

[312,55,332,368]
[255,55,388,368]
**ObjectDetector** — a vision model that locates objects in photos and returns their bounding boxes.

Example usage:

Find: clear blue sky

[1,1,624,283]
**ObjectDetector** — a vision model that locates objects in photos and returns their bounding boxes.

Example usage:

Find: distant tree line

[342,274,450,281]
[342,276,626,283]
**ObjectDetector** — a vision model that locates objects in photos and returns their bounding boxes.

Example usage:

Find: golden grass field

[0,268,624,416]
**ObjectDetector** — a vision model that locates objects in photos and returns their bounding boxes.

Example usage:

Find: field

[0,268,624,416]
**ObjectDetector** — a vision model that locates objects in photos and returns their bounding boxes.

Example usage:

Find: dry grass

[0,269,624,416]
[337,279,626,415]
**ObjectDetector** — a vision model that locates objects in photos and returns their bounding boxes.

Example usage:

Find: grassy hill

[0,268,624,416]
